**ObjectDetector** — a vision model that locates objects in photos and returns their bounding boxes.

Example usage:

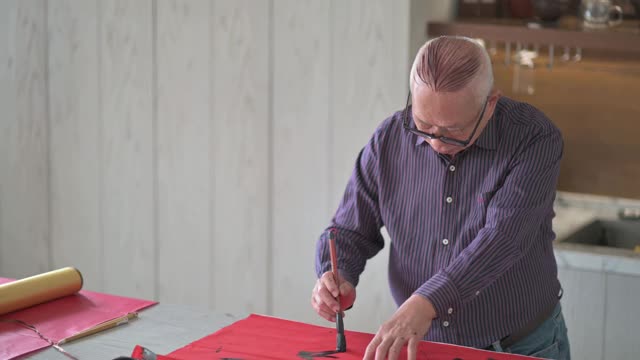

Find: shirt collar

[473,114,498,150]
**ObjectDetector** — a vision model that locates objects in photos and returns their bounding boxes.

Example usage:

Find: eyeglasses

[402,92,488,147]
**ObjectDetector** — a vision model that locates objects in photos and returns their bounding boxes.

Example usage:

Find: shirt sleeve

[415,127,564,318]
[315,130,386,288]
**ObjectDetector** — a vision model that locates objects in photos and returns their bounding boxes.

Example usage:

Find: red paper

[131,345,181,360]
[0,277,157,360]
[158,314,540,360]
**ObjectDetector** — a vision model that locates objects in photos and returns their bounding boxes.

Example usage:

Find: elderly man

[312,36,570,360]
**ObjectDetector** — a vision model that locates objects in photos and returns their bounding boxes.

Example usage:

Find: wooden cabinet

[427,17,640,200]
[557,267,606,360]
[427,17,640,54]
[557,265,640,359]
[603,273,640,358]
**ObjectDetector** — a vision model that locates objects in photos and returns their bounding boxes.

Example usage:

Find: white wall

[411,0,455,60]
[0,0,49,280]
[0,0,426,332]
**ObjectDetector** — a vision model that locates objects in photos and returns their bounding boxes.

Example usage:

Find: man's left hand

[363,295,437,360]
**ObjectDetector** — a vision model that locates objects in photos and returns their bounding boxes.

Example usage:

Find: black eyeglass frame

[402,92,489,147]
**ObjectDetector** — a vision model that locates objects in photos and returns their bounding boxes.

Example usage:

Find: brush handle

[328,229,341,311]
[329,229,347,352]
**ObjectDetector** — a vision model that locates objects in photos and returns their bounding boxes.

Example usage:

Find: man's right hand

[311,271,356,322]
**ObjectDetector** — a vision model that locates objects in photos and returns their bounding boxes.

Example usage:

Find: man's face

[411,85,496,156]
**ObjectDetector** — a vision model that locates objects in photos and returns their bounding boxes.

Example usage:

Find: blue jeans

[489,303,571,360]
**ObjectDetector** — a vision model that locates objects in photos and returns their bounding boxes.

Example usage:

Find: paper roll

[0,267,83,316]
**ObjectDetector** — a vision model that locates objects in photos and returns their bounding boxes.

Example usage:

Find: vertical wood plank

[329,0,409,332]
[100,0,155,298]
[0,0,49,278]
[603,273,640,358]
[272,0,331,323]
[557,267,606,360]
[0,3,11,272]
[210,0,269,314]
[156,0,211,306]
[331,0,406,195]
[412,0,455,54]
[48,0,102,289]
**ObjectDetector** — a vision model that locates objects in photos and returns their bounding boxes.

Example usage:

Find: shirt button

[447,308,453,314]
[443,321,450,327]
[442,239,449,246]
[475,290,480,296]
[446,196,453,204]
[449,165,456,172]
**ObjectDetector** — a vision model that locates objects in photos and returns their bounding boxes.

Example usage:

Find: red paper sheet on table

[0,277,157,360]
[158,314,540,360]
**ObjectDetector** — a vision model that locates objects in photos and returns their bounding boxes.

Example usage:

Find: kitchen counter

[553,191,640,277]
[552,191,640,359]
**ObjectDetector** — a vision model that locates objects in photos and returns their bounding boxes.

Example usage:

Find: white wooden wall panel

[210,0,269,314]
[412,0,455,55]
[272,0,331,323]
[100,0,155,298]
[331,0,405,191]
[48,0,102,290]
[603,273,640,359]
[329,0,409,333]
[1,0,418,333]
[0,0,49,278]
[557,267,606,360]
[156,0,212,306]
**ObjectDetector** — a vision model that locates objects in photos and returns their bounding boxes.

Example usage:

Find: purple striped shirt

[316,96,563,348]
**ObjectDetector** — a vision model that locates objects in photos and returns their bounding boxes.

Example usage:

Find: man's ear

[485,88,501,119]
[489,87,502,102]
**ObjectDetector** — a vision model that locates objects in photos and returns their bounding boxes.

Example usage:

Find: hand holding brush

[310,229,357,351]
[329,229,347,352]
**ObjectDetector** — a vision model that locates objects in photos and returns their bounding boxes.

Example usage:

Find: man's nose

[430,126,446,137]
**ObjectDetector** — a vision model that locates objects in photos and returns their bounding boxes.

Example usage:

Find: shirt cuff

[338,270,358,290]
[414,271,461,319]
[317,263,360,289]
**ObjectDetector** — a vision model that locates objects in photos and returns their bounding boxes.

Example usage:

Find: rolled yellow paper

[0,267,83,316]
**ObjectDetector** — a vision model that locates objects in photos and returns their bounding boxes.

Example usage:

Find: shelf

[427,17,640,54]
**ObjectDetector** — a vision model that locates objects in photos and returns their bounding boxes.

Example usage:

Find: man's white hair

[409,36,493,106]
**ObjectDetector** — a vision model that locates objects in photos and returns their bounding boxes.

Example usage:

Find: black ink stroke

[297,350,343,359]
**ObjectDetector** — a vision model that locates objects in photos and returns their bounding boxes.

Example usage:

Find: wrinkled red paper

[147,314,538,360]
[0,277,156,360]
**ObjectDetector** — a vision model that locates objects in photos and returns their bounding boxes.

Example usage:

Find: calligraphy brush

[329,229,347,352]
